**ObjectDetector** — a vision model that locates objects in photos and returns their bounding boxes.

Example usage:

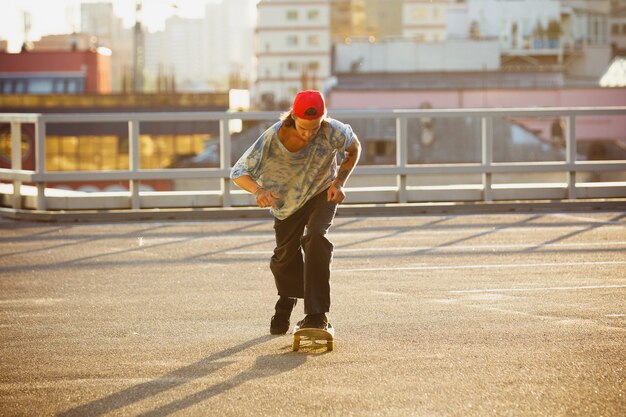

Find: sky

[0,0,257,52]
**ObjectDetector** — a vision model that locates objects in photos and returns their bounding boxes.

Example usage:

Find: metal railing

[1,107,626,214]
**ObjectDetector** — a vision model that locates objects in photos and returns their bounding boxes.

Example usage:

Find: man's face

[294,117,322,143]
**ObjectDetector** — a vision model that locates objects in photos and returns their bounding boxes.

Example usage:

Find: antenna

[22,11,32,50]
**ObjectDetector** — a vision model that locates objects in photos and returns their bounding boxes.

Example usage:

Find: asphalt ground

[0,211,625,417]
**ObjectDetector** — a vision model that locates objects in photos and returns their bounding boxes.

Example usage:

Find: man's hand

[255,187,281,209]
[327,182,345,204]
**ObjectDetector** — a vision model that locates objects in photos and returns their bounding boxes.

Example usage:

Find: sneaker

[269,297,297,335]
[296,313,329,330]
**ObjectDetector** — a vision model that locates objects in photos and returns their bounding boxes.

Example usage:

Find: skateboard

[292,324,335,351]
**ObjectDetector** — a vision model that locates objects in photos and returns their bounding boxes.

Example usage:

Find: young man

[231,90,361,334]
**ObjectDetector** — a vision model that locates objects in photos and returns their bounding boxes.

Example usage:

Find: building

[335,38,501,74]
[80,2,133,92]
[479,0,611,80]
[255,0,332,109]
[145,16,207,92]
[28,33,95,51]
[329,0,623,164]
[611,1,626,55]
[254,0,614,107]
[0,49,112,94]
[0,4,134,93]
[334,0,614,88]
[351,0,404,40]
[402,0,452,42]
[208,0,256,90]
[143,0,256,93]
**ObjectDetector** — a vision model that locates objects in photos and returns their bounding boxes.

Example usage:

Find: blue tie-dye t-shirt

[230,118,354,220]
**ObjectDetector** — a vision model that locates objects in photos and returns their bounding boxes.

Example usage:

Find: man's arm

[232,174,280,209]
[327,135,362,203]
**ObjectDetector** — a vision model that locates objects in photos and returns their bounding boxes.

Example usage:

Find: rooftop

[1,211,625,416]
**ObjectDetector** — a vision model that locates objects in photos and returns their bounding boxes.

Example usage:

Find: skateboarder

[231,90,361,334]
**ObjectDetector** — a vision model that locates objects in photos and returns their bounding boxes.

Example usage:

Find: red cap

[292,90,326,120]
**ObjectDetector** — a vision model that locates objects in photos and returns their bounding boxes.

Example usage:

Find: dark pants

[270,190,337,315]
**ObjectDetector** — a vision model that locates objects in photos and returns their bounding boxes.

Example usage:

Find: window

[53,80,65,93]
[14,81,26,94]
[308,35,320,46]
[287,35,298,46]
[413,8,426,20]
[66,80,79,93]
[287,61,299,71]
[308,10,319,20]
[0,77,86,94]
[29,79,54,94]
[287,10,298,20]
[375,141,387,156]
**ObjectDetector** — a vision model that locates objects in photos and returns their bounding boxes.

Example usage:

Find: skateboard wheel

[327,340,334,351]
[292,336,300,351]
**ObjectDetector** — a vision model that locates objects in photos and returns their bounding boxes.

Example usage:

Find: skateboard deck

[292,324,334,351]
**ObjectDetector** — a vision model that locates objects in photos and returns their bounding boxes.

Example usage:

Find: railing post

[10,122,22,209]
[565,114,577,200]
[481,116,493,202]
[220,118,231,207]
[35,117,46,210]
[396,116,408,204]
[128,119,141,210]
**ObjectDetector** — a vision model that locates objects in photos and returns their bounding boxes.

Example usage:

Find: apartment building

[143,0,256,93]
[255,0,332,108]
[402,0,452,42]
[145,16,207,92]
[256,0,421,107]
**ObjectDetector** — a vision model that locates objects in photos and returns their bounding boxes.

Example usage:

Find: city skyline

[0,0,258,53]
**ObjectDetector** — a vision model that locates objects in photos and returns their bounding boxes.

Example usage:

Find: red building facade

[0,49,111,94]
